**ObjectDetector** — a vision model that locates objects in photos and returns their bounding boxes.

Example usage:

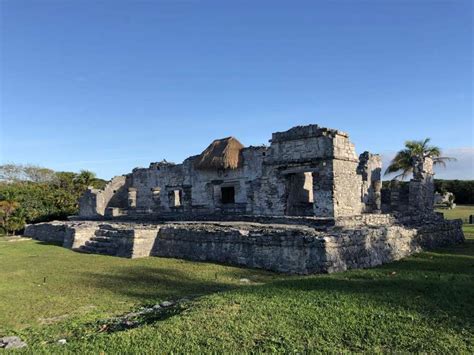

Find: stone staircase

[76,227,121,256]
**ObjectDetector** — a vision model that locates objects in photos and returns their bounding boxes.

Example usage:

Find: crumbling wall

[151,219,464,274]
[24,222,69,244]
[24,221,98,248]
[24,217,464,274]
[358,152,382,213]
[77,124,379,219]
[323,219,463,273]
[381,158,436,216]
[78,189,101,218]
[78,176,128,218]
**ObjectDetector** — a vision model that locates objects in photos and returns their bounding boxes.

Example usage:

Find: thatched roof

[194,137,244,170]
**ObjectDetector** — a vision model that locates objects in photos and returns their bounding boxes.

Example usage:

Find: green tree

[384,138,455,180]
[74,170,97,188]
[0,165,106,228]
[0,200,20,235]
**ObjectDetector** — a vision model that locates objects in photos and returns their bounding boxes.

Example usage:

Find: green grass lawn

[436,204,474,223]
[0,209,473,352]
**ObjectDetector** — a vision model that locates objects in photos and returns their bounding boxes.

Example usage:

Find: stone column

[409,157,435,214]
[357,152,382,213]
[151,187,161,211]
[312,162,335,218]
[373,180,382,213]
[128,188,137,208]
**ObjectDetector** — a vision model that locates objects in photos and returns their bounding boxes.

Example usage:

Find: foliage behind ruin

[0,165,106,234]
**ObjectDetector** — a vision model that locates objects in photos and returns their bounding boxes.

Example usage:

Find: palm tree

[74,170,97,187]
[385,138,455,180]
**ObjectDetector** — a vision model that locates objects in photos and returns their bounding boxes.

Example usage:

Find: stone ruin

[24,124,464,274]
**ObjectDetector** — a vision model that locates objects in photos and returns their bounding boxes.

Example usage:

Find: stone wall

[23,222,69,244]
[151,225,326,274]
[323,219,464,273]
[23,218,464,274]
[381,157,436,216]
[151,220,463,274]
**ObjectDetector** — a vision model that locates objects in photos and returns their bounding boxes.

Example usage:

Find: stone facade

[77,125,380,220]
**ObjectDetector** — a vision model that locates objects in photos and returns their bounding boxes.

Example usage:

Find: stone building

[25,123,463,274]
[78,124,383,220]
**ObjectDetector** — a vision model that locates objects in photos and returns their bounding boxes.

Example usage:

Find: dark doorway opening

[221,186,235,204]
[286,172,314,216]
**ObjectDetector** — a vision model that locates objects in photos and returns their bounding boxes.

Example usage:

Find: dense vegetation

[0,164,106,235]
[434,179,474,204]
[0,210,472,352]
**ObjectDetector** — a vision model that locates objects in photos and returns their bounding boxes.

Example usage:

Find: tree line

[0,164,106,235]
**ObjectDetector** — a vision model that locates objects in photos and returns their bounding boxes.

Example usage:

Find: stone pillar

[78,188,104,217]
[332,159,363,217]
[128,188,137,208]
[182,185,192,211]
[409,157,435,214]
[373,180,382,213]
[312,163,335,217]
[357,152,382,213]
[151,187,161,211]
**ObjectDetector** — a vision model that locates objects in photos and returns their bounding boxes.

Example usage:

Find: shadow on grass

[35,240,64,247]
[76,236,474,336]
[80,265,237,303]
[92,301,191,334]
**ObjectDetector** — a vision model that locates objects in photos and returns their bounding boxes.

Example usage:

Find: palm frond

[386,137,455,179]
[432,156,457,167]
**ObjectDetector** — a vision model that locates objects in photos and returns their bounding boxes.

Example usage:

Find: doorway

[286,172,314,216]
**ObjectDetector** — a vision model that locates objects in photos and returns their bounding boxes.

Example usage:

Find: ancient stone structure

[78,125,382,220]
[24,124,464,274]
[24,216,464,274]
[434,191,455,209]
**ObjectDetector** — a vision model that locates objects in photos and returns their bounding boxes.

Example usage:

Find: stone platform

[23,215,464,274]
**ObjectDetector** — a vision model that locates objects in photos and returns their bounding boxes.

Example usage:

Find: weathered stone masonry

[24,217,464,274]
[24,124,464,274]
[77,125,381,220]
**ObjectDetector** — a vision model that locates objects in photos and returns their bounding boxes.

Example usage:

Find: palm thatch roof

[194,137,244,170]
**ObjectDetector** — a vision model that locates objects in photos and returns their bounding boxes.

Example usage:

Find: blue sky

[1,0,472,180]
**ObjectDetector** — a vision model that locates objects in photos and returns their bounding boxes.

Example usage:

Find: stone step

[90,235,114,243]
[85,240,116,248]
[77,245,116,256]
[94,229,120,237]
